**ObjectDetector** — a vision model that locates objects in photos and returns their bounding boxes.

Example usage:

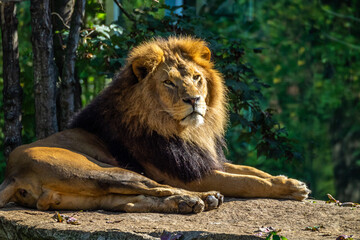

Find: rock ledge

[0,198,358,240]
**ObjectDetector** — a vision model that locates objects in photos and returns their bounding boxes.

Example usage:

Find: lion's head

[109,37,228,156]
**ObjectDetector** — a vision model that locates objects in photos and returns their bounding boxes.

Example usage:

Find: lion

[0,37,310,214]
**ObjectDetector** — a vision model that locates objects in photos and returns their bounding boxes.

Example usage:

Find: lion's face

[153,62,208,127]
[122,37,227,143]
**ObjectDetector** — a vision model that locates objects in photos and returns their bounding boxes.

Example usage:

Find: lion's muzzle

[182,96,200,109]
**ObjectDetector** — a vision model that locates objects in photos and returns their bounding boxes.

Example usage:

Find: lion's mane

[70,37,228,182]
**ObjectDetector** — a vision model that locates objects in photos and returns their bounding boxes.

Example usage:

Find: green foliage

[193,0,360,200]
[76,3,301,168]
[265,231,288,240]
[243,0,360,199]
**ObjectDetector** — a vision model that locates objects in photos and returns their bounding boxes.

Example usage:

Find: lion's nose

[183,96,200,108]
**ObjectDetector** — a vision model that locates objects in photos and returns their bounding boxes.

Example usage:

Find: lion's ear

[131,44,164,81]
[201,46,211,61]
[132,59,149,80]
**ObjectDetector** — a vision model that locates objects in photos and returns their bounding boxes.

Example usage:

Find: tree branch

[113,0,136,22]
[323,33,360,51]
[319,0,360,23]
[51,12,70,29]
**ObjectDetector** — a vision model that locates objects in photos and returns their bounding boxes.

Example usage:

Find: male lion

[0,37,310,214]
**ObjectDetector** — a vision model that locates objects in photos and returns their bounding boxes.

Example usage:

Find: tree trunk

[30,0,58,139]
[51,0,73,130]
[59,0,85,130]
[0,2,22,159]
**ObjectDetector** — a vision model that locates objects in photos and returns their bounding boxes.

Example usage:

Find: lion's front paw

[271,176,311,201]
[290,179,311,200]
[176,195,205,214]
[199,191,224,211]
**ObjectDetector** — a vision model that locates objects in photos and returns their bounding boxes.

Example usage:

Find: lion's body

[0,37,310,213]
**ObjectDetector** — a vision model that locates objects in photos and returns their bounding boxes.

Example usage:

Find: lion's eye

[193,75,201,81]
[163,80,175,87]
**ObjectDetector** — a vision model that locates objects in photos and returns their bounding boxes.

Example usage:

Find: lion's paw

[289,179,311,201]
[271,176,311,201]
[199,191,224,211]
[176,195,205,214]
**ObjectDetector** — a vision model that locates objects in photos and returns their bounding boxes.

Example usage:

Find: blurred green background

[1,0,359,202]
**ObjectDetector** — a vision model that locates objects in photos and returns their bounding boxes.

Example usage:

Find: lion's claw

[206,195,217,209]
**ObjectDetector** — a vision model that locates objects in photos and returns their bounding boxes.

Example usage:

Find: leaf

[52,211,64,223]
[326,193,340,205]
[94,25,111,39]
[265,232,273,240]
[226,79,244,92]
[305,226,323,231]
[273,235,281,240]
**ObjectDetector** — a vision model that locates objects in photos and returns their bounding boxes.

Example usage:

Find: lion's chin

[180,112,205,127]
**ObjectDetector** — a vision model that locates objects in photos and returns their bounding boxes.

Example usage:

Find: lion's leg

[0,178,17,208]
[82,171,223,211]
[177,170,310,201]
[70,166,221,203]
[111,195,206,213]
[36,191,218,214]
[223,163,273,178]
[120,195,205,213]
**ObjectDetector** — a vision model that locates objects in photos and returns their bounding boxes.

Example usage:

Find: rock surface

[0,198,359,240]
